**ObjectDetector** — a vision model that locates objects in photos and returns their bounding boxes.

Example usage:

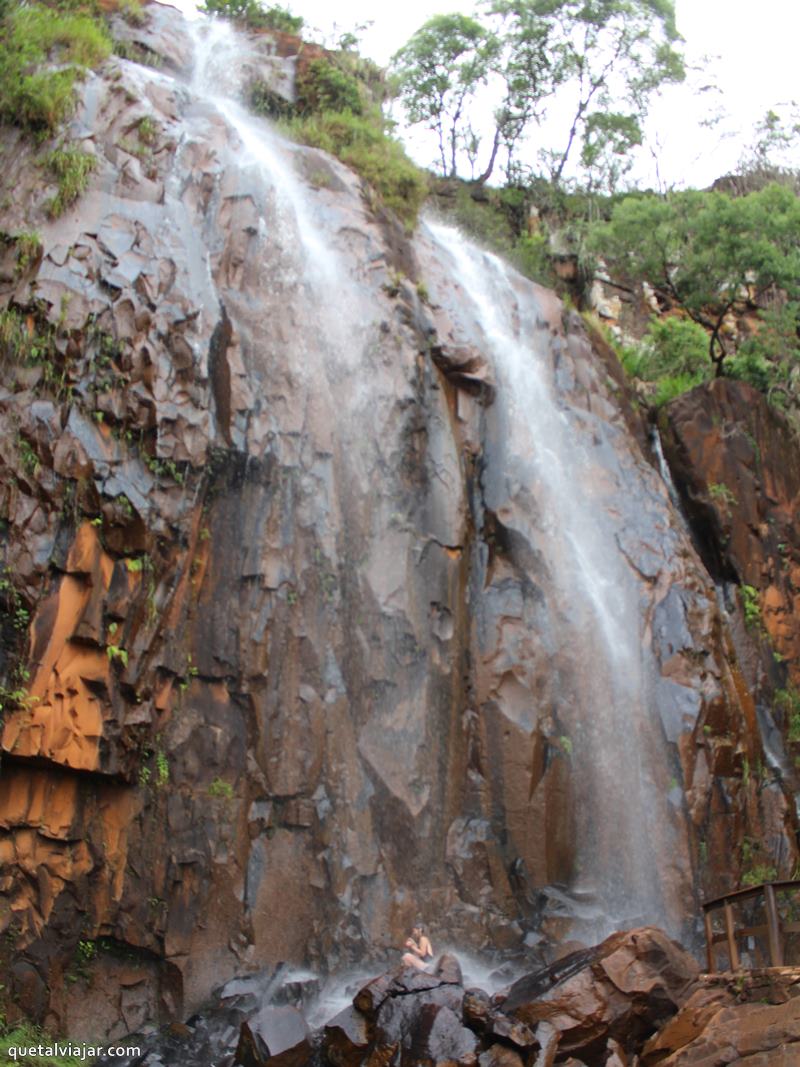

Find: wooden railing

[702,880,800,971]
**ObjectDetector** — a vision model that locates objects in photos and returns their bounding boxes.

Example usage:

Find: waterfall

[119,7,690,952]
[420,223,683,940]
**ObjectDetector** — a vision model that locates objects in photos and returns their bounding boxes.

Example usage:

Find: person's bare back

[402,924,433,971]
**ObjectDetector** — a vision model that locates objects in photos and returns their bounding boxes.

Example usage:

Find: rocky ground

[94,926,800,1066]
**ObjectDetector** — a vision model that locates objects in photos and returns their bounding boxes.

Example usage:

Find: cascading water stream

[121,5,688,949]
[187,19,338,282]
[423,223,681,940]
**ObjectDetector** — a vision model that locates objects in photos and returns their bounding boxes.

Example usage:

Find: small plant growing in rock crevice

[208,776,234,799]
[154,747,169,787]
[741,862,779,887]
[16,434,40,476]
[1,230,43,279]
[45,146,97,218]
[776,688,800,743]
[708,481,737,509]
[740,584,762,630]
[106,644,128,667]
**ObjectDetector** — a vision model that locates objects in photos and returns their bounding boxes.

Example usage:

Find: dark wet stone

[322,1005,371,1067]
[235,1005,310,1067]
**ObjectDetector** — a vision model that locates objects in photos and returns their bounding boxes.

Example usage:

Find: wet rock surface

[95,929,800,1067]
[502,927,698,1061]
[0,1,798,1042]
[661,378,800,898]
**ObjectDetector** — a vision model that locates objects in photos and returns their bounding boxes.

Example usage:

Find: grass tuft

[45,146,97,217]
[281,110,427,230]
[0,4,111,134]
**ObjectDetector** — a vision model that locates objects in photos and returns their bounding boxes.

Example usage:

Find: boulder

[323,1005,372,1067]
[235,1005,310,1067]
[477,1047,525,1067]
[653,998,800,1065]
[640,985,734,1064]
[503,927,699,1062]
[463,988,492,1032]
[404,1004,479,1067]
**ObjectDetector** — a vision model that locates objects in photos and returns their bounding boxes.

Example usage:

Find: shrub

[509,232,557,287]
[614,316,710,406]
[202,0,303,34]
[651,373,705,407]
[741,583,762,630]
[0,1016,83,1066]
[643,316,710,379]
[298,59,364,116]
[727,302,800,403]
[0,3,111,133]
[209,776,234,798]
[282,110,427,229]
[708,482,737,508]
[250,80,294,120]
[776,688,800,742]
[741,862,778,887]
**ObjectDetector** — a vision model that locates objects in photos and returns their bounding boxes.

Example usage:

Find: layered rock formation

[0,1,798,1040]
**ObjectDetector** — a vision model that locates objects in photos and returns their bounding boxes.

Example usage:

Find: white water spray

[425,222,680,940]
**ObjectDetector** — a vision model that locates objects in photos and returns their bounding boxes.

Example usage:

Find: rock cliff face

[0,2,797,1040]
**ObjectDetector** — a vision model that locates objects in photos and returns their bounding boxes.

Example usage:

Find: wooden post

[704,909,715,972]
[724,899,740,970]
[764,884,784,967]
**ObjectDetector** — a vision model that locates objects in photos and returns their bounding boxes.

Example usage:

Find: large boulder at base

[655,999,800,1065]
[641,972,800,1066]
[234,1004,310,1067]
[322,1005,372,1067]
[348,956,480,1067]
[354,954,464,1018]
[478,1047,525,1067]
[502,927,699,1063]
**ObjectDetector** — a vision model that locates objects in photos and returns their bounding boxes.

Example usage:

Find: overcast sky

[175,0,800,188]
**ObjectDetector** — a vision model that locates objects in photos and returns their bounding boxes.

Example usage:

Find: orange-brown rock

[639,968,800,1065]
[661,378,800,897]
[503,928,699,1062]
[661,378,800,682]
[653,997,800,1065]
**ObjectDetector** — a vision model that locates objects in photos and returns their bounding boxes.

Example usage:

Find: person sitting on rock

[402,923,434,971]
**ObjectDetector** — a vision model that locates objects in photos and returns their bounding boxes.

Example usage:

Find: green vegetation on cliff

[0,1016,84,1066]
[0,2,110,133]
[591,184,800,376]
[201,0,303,33]
[255,49,428,228]
[283,108,428,228]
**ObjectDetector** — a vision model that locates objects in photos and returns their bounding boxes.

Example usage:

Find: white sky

[171,0,800,188]
[290,0,800,188]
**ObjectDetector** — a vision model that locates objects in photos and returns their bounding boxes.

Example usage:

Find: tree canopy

[590,183,800,373]
[391,0,685,187]
[391,14,498,179]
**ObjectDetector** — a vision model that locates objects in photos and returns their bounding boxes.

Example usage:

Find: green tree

[391,14,499,178]
[732,106,800,195]
[488,0,685,190]
[591,184,800,374]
